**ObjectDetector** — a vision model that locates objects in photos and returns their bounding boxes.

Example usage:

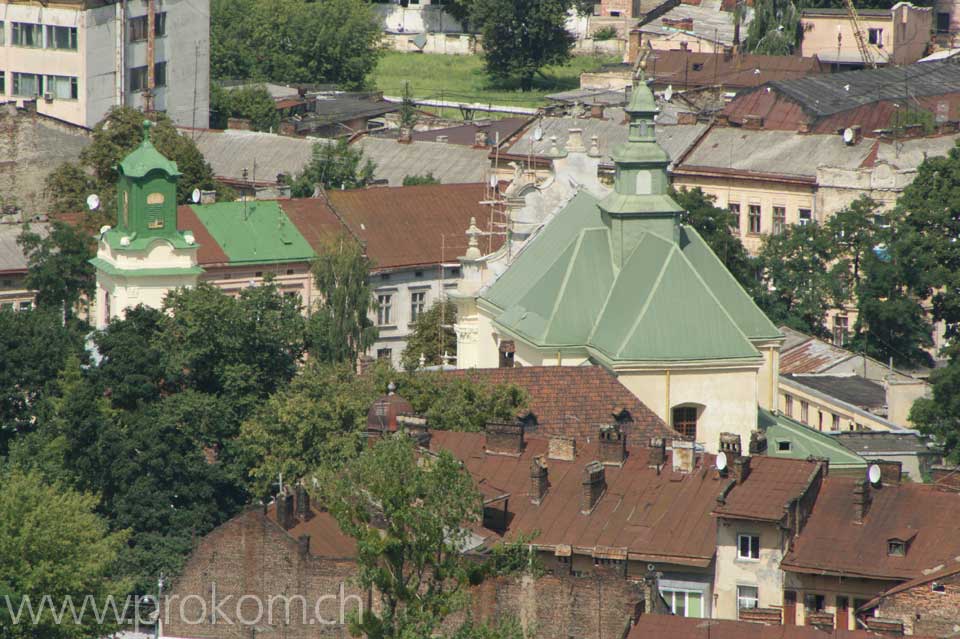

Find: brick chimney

[649,437,667,467]
[672,440,695,473]
[548,436,576,461]
[485,422,524,456]
[531,456,549,505]
[398,126,412,144]
[875,460,902,485]
[628,28,642,65]
[581,461,606,514]
[732,456,751,485]
[853,479,871,524]
[599,425,626,466]
[276,489,295,530]
[473,130,488,148]
[749,430,767,455]
[590,104,605,119]
[295,483,313,522]
[719,432,742,465]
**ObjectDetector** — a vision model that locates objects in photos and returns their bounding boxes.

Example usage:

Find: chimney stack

[628,28,642,65]
[648,437,667,467]
[590,104,605,119]
[295,483,313,522]
[599,425,627,466]
[672,440,695,473]
[276,488,295,530]
[548,436,576,461]
[567,128,586,153]
[485,422,524,456]
[200,190,217,205]
[749,430,767,455]
[719,433,742,464]
[853,479,871,524]
[732,456,751,485]
[297,534,311,555]
[531,456,549,504]
[581,461,606,514]
[398,127,412,144]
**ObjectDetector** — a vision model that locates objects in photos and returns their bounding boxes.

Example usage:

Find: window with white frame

[377,294,393,326]
[410,291,426,323]
[661,589,704,618]
[12,72,42,97]
[737,586,759,615]
[748,204,762,234]
[12,22,42,47]
[868,28,883,46]
[799,208,812,225]
[45,75,78,100]
[773,206,786,235]
[737,534,760,560]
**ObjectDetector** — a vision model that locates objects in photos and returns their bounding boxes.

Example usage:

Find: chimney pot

[749,430,767,455]
[581,461,606,514]
[531,456,549,504]
[648,437,667,467]
[590,104,605,119]
[732,456,751,484]
[485,422,524,456]
[599,424,627,466]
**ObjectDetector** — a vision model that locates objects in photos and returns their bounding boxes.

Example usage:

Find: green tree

[911,359,960,460]
[396,372,528,432]
[472,0,575,91]
[17,221,95,320]
[93,305,168,410]
[308,232,378,364]
[401,300,457,370]
[0,469,129,639]
[321,434,484,639]
[398,81,419,131]
[291,139,376,197]
[210,84,281,132]
[402,173,441,186]
[744,0,802,55]
[210,0,381,89]
[673,187,759,296]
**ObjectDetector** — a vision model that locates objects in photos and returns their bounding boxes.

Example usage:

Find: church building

[452,72,784,453]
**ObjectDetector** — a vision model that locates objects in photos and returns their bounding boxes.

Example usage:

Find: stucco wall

[714,519,785,620]
[778,382,892,433]
[783,572,895,628]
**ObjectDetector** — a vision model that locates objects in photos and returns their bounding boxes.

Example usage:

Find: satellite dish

[716,451,728,471]
[868,464,882,485]
[191,188,201,204]
[86,194,100,211]
[489,174,498,188]
[842,127,855,144]
[664,85,674,101]
[533,126,544,142]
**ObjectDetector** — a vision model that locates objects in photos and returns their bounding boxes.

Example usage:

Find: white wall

[713,520,786,620]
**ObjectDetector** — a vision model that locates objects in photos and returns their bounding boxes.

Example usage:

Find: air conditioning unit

[43,92,54,102]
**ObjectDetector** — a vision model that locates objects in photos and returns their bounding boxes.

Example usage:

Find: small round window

[146,192,165,205]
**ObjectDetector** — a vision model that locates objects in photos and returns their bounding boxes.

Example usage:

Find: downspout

[145,0,155,112]
[116,0,125,108]
[665,369,671,426]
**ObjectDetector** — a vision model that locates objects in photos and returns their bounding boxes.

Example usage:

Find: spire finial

[464,217,482,260]
[141,119,153,145]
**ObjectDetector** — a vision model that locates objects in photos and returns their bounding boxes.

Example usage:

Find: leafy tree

[744,0,802,55]
[291,139,376,197]
[210,84,281,132]
[397,372,528,432]
[472,0,575,91]
[401,300,457,370]
[398,81,419,131]
[18,221,95,320]
[45,107,223,219]
[210,0,381,89]
[755,222,846,338]
[673,187,759,296]
[320,434,484,639]
[402,173,441,186]
[0,468,129,639]
[308,232,378,364]
[93,306,168,410]
[911,360,960,460]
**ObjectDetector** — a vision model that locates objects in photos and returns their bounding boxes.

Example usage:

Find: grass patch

[371,51,619,112]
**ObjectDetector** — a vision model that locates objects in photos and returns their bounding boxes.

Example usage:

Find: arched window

[672,404,702,441]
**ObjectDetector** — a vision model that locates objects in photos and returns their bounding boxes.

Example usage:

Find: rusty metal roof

[265,503,357,558]
[713,456,823,522]
[780,327,853,374]
[782,477,960,581]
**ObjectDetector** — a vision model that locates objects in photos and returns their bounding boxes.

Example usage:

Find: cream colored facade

[800,3,933,67]
[713,519,786,620]
[782,572,894,628]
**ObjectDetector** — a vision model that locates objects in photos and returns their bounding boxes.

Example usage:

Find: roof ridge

[542,230,591,340]
[613,233,672,358]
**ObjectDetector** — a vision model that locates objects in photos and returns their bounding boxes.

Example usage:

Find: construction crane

[844,0,877,69]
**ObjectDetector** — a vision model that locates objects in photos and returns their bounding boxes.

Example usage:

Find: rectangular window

[18,300,32,311]
[129,62,166,92]
[785,394,793,418]
[832,414,840,430]
[778,440,792,452]
[377,294,393,326]
[154,61,167,88]
[12,73,42,97]
[737,586,759,615]
[410,291,426,323]
[44,75,78,100]
[804,593,825,612]
[729,203,741,231]
[737,534,760,560]
[938,12,951,33]
[12,22,42,47]
[672,406,698,441]
[773,206,786,235]
[868,28,883,46]
[801,401,809,424]
[376,348,392,361]
[799,208,812,226]
[748,204,762,234]
[0,72,5,96]
[0,21,4,45]
[833,315,849,346]
[662,590,704,618]
[45,25,77,50]
[129,12,167,42]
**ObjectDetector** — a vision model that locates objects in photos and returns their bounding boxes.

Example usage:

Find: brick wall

[600,0,632,16]
[0,103,90,216]
[876,570,960,636]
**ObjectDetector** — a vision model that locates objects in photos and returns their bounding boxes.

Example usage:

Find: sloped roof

[760,408,867,470]
[627,613,909,639]
[185,128,319,185]
[480,189,778,365]
[444,366,675,444]
[265,502,356,558]
[640,0,752,45]
[782,478,960,580]
[780,327,853,374]
[188,201,315,265]
[786,374,886,411]
[431,431,722,566]
[833,431,938,456]
[354,137,492,186]
[862,556,960,611]
[0,223,46,275]
[646,50,824,90]
[410,118,530,146]
[176,206,230,266]
[713,456,822,522]
[119,134,180,178]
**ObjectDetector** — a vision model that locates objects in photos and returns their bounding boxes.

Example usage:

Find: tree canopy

[400,299,457,369]
[291,140,377,197]
[210,84,281,132]
[743,0,802,55]
[18,221,95,321]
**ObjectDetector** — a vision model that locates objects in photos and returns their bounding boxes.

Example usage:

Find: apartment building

[0,0,209,129]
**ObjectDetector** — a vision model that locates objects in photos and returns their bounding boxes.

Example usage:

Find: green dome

[118,120,181,178]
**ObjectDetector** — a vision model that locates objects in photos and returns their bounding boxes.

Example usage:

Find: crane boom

[844,0,877,69]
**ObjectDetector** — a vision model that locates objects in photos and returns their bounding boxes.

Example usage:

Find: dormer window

[888,541,905,557]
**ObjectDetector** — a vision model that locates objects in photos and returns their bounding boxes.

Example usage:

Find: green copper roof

[189,201,314,265]
[119,121,181,178]
[760,408,867,470]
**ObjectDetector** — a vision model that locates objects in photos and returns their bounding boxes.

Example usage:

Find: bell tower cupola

[115,120,182,241]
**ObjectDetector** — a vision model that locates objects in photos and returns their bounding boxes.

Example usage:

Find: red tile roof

[445,366,676,444]
[627,613,913,639]
[431,431,722,566]
[782,478,960,581]
[714,456,823,522]
[265,503,357,558]
[648,50,823,90]
[779,332,854,374]
[177,205,230,266]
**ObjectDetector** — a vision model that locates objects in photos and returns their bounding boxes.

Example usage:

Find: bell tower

[91,120,202,329]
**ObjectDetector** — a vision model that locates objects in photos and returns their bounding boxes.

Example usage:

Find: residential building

[760,408,868,476]
[0,0,210,129]
[832,431,942,482]
[454,75,783,454]
[90,125,497,367]
[935,0,960,43]
[0,219,44,311]
[861,556,960,636]
[638,0,752,54]
[0,102,90,215]
[799,4,933,69]
[626,612,925,639]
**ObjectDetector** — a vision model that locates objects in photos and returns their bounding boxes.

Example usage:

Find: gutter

[671,164,817,185]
